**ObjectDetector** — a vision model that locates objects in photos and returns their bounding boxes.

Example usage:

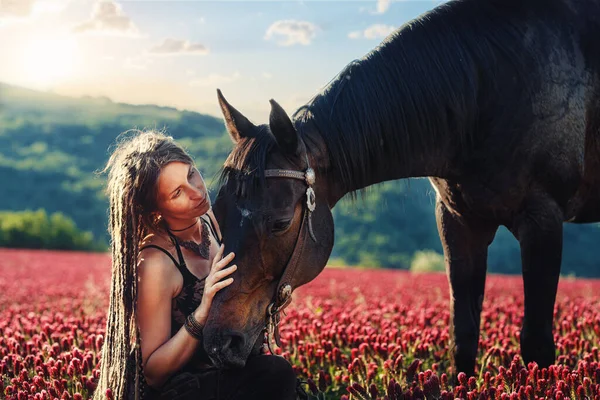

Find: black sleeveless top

[140,214,222,370]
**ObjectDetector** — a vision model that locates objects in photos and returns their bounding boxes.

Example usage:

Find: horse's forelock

[217,127,276,200]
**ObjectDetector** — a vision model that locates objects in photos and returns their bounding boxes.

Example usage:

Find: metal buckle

[279,284,292,301]
[305,168,316,185]
[306,187,316,212]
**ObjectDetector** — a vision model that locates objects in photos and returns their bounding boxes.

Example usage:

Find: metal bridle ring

[279,284,292,301]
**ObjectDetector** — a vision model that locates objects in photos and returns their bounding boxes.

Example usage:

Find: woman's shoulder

[140,232,173,251]
[139,233,182,267]
[138,234,184,296]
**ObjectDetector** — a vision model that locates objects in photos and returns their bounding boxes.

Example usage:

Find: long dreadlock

[93,129,194,400]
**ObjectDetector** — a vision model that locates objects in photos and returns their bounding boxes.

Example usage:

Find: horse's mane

[220,0,569,197]
[291,0,551,194]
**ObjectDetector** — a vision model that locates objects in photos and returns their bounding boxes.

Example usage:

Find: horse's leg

[435,199,498,377]
[511,194,563,368]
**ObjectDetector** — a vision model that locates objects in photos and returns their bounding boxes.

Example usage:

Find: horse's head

[202,90,335,368]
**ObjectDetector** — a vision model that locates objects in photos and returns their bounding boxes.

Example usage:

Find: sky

[0,0,445,122]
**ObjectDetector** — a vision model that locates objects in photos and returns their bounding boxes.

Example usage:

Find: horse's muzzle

[205,329,249,369]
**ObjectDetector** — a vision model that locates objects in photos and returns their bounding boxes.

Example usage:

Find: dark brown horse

[202,0,600,377]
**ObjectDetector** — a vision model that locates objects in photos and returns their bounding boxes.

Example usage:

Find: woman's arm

[137,245,236,389]
[136,250,201,388]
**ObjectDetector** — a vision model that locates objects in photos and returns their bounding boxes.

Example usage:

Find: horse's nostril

[225,331,246,353]
[206,330,249,368]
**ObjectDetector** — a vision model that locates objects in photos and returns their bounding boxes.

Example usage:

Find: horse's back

[428,0,600,224]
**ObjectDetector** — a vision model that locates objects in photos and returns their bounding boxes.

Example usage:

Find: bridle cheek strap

[263,166,317,353]
[265,208,309,353]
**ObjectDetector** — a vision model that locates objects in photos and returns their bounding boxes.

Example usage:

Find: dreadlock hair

[93,129,195,400]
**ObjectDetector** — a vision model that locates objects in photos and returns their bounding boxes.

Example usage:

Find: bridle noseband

[262,154,317,354]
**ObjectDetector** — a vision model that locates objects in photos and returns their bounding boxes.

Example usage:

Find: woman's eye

[272,219,292,233]
[173,189,181,198]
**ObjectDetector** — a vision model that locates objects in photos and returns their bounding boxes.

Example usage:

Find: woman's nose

[192,188,205,201]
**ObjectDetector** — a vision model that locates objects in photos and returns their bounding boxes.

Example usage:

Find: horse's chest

[429,177,525,223]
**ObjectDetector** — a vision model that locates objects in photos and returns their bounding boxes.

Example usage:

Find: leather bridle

[262,154,317,354]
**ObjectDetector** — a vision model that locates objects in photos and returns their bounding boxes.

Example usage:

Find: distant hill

[0,82,231,245]
[1,82,599,277]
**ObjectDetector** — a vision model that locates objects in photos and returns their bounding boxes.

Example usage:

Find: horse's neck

[305,117,454,208]
[299,58,466,205]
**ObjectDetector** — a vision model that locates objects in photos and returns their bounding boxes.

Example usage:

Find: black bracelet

[184,313,204,340]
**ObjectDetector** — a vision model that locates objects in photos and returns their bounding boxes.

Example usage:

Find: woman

[93,130,299,400]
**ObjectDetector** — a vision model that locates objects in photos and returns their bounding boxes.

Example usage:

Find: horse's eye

[272,219,292,234]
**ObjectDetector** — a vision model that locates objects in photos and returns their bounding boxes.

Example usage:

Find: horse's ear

[269,99,299,155]
[217,89,256,143]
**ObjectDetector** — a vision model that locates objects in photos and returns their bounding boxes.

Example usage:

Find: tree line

[0,209,105,251]
[2,82,600,276]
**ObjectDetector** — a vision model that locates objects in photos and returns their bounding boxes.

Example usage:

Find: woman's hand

[193,244,236,325]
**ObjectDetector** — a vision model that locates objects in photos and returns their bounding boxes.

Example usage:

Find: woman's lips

[196,199,207,209]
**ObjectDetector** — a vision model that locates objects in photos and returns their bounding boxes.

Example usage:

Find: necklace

[169,218,211,260]
[168,218,199,232]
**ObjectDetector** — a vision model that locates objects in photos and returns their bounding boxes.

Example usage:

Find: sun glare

[22,36,79,87]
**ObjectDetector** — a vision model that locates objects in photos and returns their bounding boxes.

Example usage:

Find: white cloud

[190,72,241,87]
[148,38,209,56]
[365,0,447,15]
[262,72,272,79]
[376,0,391,14]
[348,24,396,40]
[264,20,318,46]
[0,0,67,25]
[359,0,398,15]
[73,1,139,37]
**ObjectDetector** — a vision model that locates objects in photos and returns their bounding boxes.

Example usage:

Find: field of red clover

[1,248,599,399]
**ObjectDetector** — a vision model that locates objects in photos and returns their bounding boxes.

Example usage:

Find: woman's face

[153,161,211,220]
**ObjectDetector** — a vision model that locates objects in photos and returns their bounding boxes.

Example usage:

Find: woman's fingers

[203,244,236,301]
[213,264,237,281]
[206,277,234,297]
[212,244,225,264]
[213,251,235,271]
[214,277,234,289]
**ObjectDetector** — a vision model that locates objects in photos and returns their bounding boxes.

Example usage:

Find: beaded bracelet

[184,313,204,340]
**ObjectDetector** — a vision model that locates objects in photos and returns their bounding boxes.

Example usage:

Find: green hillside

[0,82,231,243]
[1,82,599,277]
